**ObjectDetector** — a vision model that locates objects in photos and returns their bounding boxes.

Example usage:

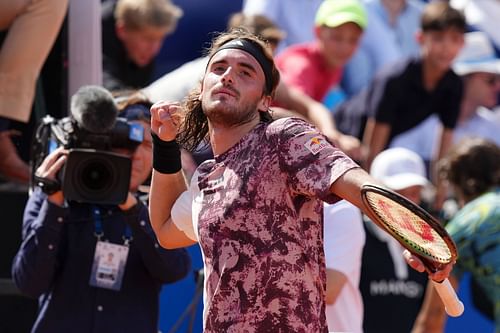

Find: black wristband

[152,133,182,174]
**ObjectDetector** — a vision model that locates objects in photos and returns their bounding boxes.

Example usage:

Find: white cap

[370,148,429,190]
[453,31,500,76]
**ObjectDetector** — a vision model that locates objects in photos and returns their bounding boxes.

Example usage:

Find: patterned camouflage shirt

[194,117,359,332]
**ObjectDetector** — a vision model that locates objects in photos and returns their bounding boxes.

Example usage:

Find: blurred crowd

[0,0,499,332]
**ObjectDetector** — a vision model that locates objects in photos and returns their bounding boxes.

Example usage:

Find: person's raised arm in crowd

[274,82,363,160]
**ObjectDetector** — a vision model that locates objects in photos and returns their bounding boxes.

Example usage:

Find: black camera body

[33,115,144,205]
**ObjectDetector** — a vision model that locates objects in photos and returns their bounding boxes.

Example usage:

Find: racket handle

[431,278,464,317]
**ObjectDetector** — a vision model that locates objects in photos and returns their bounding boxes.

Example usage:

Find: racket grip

[431,278,464,317]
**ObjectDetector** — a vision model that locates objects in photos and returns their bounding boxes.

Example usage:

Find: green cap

[315,0,367,29]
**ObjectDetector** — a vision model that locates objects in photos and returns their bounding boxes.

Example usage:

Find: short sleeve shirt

[275,42,343,102]
[446,188,500,330]
[368,56,462,142]
[194,118,358,332]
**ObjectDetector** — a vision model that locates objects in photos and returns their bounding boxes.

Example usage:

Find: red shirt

[275,42,343,102]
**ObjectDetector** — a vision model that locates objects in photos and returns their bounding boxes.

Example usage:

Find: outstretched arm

[330,167,454,283]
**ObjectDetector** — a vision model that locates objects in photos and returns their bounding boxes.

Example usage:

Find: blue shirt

[12,188,191,333]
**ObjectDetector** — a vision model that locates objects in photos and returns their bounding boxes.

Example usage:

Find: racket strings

[366,193,452,263]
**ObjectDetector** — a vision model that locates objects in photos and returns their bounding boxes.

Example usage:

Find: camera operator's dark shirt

[12,188,191,333]
[101,0,155,91]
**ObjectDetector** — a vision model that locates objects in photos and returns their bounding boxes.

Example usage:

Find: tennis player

[148,29,453,332]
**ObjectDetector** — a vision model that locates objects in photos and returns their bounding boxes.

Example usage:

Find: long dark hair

[177,28,280,152]
[438,138,500,202]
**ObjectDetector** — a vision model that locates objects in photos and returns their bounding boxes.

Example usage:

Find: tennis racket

[360,184,464,317]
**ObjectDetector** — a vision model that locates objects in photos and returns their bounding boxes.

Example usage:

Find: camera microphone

[70,85,118,133]
[34,85,143,204]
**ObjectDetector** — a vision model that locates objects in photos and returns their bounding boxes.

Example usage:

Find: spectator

[0,0,68,183]
[361,147,431,333]
[390,31,500,162]
[362,1,465,171]
[334,1,466,174]
[323,200,365,333]
[11,86,191,333]
[101,0,183,90]
[275,0,367,104]
[412,137,500,333]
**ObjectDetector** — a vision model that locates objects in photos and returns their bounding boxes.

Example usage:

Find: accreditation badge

[89,241,129,291]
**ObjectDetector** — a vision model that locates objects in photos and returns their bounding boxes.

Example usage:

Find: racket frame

[360,184,458,273]
[360,184,464,317]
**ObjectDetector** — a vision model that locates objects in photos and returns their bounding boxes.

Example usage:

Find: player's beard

[204,98,260,127]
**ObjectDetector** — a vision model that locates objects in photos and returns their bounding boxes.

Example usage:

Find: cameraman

[11,87,191,333]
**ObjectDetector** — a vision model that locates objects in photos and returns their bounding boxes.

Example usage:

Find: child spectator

[361,1,465,171]
[274,0,367,104]
[390,31,500,162]
[334,1,466,173]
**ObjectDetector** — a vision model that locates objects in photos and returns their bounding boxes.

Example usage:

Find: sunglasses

[484,74,500,86]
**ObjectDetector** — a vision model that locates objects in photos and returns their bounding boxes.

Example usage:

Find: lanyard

[92,206,133,246]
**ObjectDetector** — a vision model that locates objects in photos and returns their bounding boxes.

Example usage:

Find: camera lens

[81,160,113,191]
[62,149,131,204]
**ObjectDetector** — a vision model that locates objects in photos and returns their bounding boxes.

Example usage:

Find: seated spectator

[412,137,500,333]
[323,200,365,333]
[389,31,500,164]
[0,0,68,183]
[334,1,466,174]
[275,0,367,104]
[101,0,183,90]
